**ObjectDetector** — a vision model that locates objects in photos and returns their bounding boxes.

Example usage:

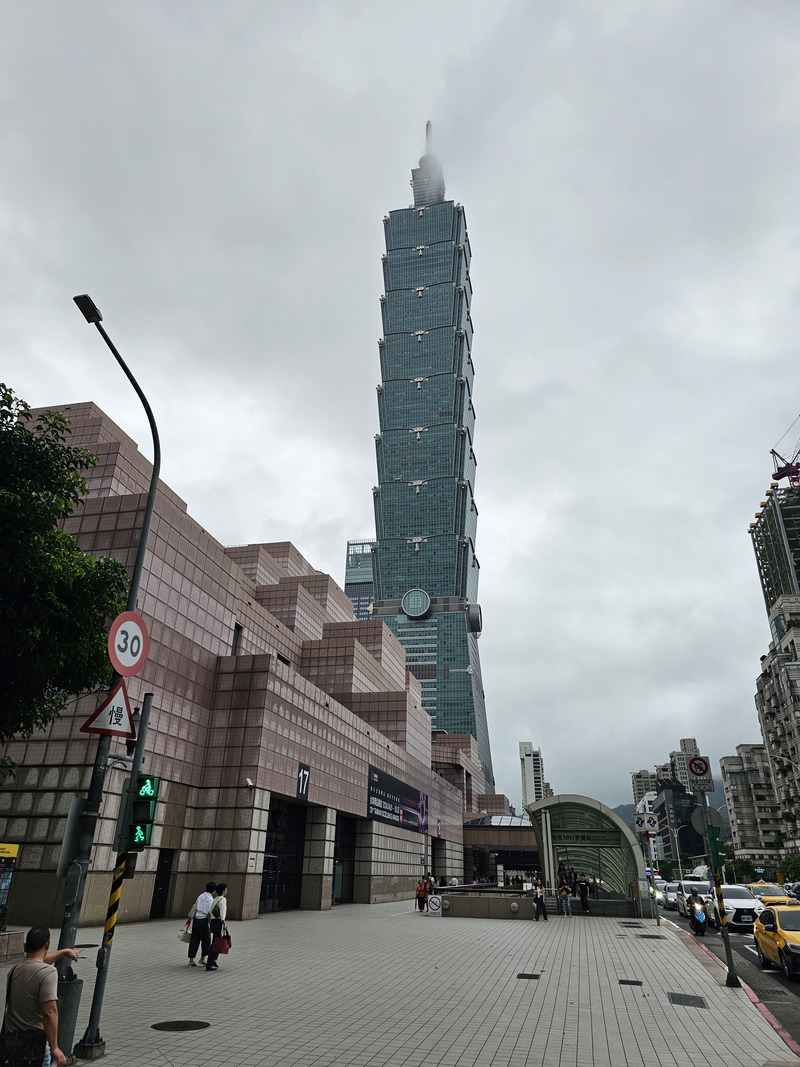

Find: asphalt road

[660,904,800,1043]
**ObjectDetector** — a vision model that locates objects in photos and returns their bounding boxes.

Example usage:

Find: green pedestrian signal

[127,773,161,852]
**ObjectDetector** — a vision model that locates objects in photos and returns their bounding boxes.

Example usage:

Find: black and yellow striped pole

[103,853,127,947]
[74,694,153,1057]
[700,791,740,988]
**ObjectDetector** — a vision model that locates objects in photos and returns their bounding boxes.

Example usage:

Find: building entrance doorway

[332,814,356,905]
[149,848,174,919]
[260,796,307,912]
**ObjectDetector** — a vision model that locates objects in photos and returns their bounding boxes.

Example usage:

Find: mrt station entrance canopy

[524,794,645,898]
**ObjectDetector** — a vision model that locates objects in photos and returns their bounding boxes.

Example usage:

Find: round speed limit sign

[108,611,149,677]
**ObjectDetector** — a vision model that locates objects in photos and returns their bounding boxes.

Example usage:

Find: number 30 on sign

[108,611,149,677]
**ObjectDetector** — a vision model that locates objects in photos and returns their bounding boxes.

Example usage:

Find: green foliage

[725,857,756,883]
[0,384,128,757]
[658,860,675,881]
[778,854,800,882]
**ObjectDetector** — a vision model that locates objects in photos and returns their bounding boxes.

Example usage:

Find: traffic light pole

[55,296,162,1058]
[74,695,153,1059]
[700,791,740,988]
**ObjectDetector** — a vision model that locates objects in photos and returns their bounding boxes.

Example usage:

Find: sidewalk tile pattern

[5,907,799,1067]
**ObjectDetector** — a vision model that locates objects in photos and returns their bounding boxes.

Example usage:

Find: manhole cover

[667,992,707,1009]
[516,973,540,980]
[619,979,643,986]
[151,1021,211,1032]
[638,934,667,939]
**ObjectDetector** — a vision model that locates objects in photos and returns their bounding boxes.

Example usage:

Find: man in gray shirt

[2,927,69,1067]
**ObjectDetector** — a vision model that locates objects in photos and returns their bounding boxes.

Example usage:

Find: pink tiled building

[2,403,489,926]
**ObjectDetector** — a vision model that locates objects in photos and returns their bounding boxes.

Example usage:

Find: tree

[0,385,128,769]
[779,854,800,883]
[724,857,756,883]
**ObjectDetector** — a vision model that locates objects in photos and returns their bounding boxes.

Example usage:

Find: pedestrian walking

[559,883,572,916]
[578,874,590,914]
[187,880,216,967]
[0,927,73,1067]
[205,883,228,972]
[415,879,427,913]
[533,878,548,922]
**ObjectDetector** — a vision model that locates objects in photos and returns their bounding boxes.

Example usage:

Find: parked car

[754,906,800,977]
[676,881,715,921]
[709,885,763,930]
[661,882,679,910]
[748,882,795,907]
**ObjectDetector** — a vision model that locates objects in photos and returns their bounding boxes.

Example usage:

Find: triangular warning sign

[80,679,136,738]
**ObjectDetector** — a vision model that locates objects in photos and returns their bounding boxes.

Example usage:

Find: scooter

[689,899,707,937]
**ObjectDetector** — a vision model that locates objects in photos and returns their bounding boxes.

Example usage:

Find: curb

[666,917,800,1059]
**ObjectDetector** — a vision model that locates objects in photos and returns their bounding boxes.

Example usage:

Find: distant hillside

[613,803,636,834]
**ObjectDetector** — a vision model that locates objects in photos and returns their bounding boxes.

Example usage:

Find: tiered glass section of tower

[371,144,494,790]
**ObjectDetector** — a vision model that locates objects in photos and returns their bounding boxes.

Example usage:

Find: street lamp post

[54,295,161,1058]
[667,824,692,883]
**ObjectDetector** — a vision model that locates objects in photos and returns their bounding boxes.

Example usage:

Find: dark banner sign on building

[367,766,428,834]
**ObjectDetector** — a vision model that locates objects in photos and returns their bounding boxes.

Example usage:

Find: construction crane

[770,415,800,485]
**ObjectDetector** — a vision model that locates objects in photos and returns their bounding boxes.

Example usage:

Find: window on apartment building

[231,622,243,656]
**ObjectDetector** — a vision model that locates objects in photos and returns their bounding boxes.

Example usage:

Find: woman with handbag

[205,883,228,971]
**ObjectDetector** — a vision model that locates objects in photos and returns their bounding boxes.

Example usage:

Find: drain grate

[619,922,643,927]
[74,944,99,949]
[151,1021,211,1032]
[517,973,540,980]
[667,992,707,1009]
[638,934,667,939]
[761,989,790,998]
[619,979,643,986]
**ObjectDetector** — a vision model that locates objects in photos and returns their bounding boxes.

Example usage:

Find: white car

[676,881,716,922]
[709,885,763,930]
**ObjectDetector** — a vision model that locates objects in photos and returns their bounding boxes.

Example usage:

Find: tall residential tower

[370,127,494,789]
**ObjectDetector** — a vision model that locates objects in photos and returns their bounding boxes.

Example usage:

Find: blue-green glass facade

[370,150,495,790]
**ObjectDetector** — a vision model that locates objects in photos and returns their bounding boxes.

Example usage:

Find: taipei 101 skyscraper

[370,124,495,791]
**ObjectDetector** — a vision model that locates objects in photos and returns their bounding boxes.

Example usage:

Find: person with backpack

[205,883,229,971]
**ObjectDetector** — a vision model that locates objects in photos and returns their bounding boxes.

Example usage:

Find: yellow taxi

[754,906,800,978]
[748,881,793,907]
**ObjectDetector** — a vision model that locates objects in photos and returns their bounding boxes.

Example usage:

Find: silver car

[661,881,679,910]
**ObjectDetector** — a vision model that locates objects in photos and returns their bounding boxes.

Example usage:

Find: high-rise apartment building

[719,744,781,864]
[631,770,658,806]
[750,480,800,855]
[519,743,546,808]
[344,539,375,621]
[669,738,702,793]
[369,128,494,790]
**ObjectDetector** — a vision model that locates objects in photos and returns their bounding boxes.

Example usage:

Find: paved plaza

[5,904,800,1067]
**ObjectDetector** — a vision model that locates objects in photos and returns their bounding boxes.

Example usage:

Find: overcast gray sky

[3,1,799,811]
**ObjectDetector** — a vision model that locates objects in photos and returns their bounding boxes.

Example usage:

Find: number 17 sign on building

[80,611,149,738]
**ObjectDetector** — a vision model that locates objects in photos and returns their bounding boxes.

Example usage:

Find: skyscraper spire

[412,120,445,207]
[372,133,495,791]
